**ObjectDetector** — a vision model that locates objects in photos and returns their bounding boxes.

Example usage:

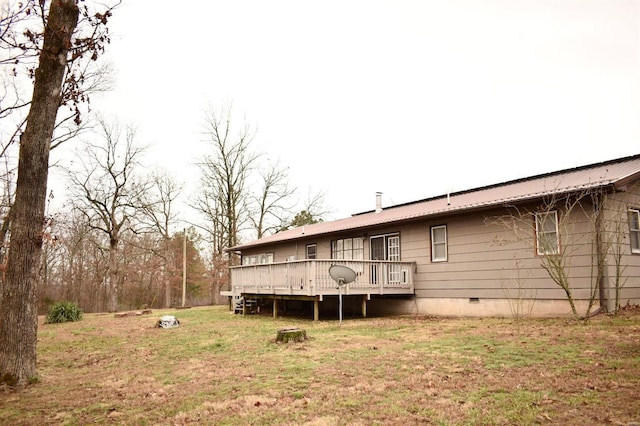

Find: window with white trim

[431,225,447,262]
[306,244,317,259]
[629,209,640,254]
[331,237,364,260]
[535,211,559,255]
[242,253,274,265]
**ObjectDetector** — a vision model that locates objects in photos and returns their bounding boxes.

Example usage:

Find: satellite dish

[329,265,356,325]
[329,265,357,286]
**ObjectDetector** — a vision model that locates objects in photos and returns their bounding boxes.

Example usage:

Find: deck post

[242,297,247,316]
[314,297,319,322]
[273,298,278,319]
[361,295,367,318]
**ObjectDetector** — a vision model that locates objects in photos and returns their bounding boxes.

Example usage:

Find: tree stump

[276,327,307,343]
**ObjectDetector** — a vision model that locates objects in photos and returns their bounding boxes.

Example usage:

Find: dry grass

[1,305,639,425]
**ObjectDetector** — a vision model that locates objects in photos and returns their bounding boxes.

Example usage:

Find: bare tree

[0,0,81,388]
[0,0,114,136]
[191,184,231,302]
[48,207,103,310]
[116,229,164,310]
[68,119,149,312]
[611,213,630,313]
[282,188,329,230]
[37,191,62,310]
[0,0,115,268]
[250,160,296,238]
[41,204,187,313]
[140,169,182,308]
[488,189,613,320]
[601,182,640,313]
[191,183,226,256]
[191,104,264,303]
[194,104,258,256]
[166,228,209,306]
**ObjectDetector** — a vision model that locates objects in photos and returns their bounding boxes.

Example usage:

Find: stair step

[234,297,259,314]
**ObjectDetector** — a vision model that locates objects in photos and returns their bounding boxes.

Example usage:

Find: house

[224,154,640,319]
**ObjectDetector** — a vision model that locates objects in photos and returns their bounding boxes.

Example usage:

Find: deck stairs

[233,295,259,315]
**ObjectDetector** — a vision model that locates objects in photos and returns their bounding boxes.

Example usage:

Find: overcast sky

[64,0,640,224]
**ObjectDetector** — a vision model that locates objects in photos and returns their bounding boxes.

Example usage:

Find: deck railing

[229,259,415,297]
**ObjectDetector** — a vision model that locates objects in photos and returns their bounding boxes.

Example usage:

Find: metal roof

[231,154,640,251]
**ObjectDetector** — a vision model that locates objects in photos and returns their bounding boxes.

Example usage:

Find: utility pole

[182,228,187,307]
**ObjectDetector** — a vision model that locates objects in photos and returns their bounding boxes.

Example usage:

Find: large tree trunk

[0,0,79,386]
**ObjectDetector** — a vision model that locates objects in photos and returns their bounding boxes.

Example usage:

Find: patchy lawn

[1,306,639,425]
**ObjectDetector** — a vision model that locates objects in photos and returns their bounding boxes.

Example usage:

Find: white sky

[62,0,640,224]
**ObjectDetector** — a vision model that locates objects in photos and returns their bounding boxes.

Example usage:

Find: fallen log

[114,309,153,318]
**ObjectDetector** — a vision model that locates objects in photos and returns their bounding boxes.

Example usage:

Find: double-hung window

[535,211,559,255]
[629,209,640,254]
[306,244,317,259]
[431,225,447,262]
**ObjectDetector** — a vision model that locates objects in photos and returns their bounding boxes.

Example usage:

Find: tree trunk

[164,242,171,308]
[108,239,119,312]
[0,0,79,387]
[164,275,171,308]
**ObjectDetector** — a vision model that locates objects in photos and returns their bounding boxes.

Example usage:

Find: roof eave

[613,170,640,191]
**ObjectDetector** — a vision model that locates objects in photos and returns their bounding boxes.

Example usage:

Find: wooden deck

[223,259,415,320]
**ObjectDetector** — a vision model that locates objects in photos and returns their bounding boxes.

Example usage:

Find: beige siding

[235,185,640,315]
[244,204,602,300]
[603,181,640,307]
[389,201,606,302]
[241,241,311,262]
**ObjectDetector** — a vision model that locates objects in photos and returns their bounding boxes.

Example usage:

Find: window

[535,211,559,255]
[431,225,447,262]
[306,244,317,259]
[331,237,364,260]
[242,253,274,265]
[629,209,640,254]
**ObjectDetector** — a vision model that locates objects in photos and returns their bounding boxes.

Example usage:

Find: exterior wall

[407,202,599,312]
[237,190,640,317]
[241,242,300,263]
[602,181,640,308]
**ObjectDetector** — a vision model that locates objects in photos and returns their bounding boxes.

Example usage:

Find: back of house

[226,154,640,319]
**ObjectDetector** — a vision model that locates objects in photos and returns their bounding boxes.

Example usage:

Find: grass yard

[1,306,639,425]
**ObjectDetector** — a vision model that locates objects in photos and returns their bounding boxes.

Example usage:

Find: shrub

[45,301,83,324]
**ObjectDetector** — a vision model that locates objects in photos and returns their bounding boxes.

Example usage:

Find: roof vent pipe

[375,192,383,213]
